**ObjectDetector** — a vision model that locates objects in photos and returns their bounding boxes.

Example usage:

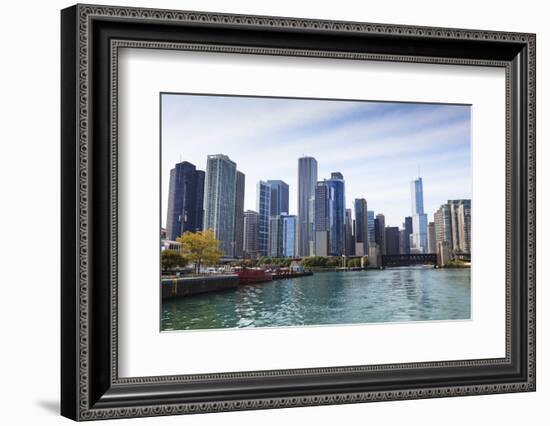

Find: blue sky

[161,94,471,228]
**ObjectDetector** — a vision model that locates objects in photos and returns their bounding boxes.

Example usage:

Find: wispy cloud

[161,94,471,228]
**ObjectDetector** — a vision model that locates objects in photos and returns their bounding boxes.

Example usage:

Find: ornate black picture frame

[61,4,536,421]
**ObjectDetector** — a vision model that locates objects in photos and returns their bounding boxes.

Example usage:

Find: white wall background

[0,0,546,424]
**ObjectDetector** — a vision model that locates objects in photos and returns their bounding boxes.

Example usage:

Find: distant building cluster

[165,155,471,260]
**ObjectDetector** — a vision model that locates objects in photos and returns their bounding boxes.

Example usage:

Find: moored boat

[234,267,273,285]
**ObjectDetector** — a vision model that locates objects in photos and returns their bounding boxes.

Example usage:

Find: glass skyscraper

[367,210,375,246]
[268,214,284,258]
[314,182,329,256]
[256,181,272,256]
[344,208,354,256]
[410,177,428,253]
[282,215,297,258]
[354,198,368,256]
[166,161,205,241]
[401,216,413,254]
[298,157,318,257]
[203,154,237,257]
[314,172,346,256]
[267,180,289,216]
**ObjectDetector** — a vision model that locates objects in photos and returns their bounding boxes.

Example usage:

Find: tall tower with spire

[410,176,428,253]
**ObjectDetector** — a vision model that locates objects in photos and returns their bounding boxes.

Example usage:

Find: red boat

[234,268,273,285]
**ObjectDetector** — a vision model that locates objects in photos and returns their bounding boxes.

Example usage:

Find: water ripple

[162,268,471,331]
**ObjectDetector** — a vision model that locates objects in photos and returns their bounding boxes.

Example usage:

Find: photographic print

[160,94,472,331]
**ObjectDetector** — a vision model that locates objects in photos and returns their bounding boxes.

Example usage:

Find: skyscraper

[298,157,318,257]
[327,172,346,256]
[203,155,237,256]
[344,208,355,256]
[399,229,409,255]
[314,173,346,256]
[314,182,329,256]
[243,210,259,258]
[367,210,376,246]
[374,214,386,255]
[256,181,272,257]
[457,201,471,253]
[449,199,472,253]
[401,216,413,254]
[354,198,368,256]
[268,215,284,258]
[410,177,428,253]
[434,204,451,245]
[166,161,205,241]
[385,226,400,255]
[434,200,471,256]
[268,213,296,258]
[427,221,436,253]
[233,171,245,258]
[267,180,289,216]
[282,214,297,258]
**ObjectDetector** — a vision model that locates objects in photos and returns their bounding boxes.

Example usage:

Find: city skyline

[162,94,471,228]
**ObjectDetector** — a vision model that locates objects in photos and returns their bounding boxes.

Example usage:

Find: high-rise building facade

[457,201,471,253]
[243,210,259,258]
[401,216,413,254]
[256,181,272,257]
[314,173,346,256]
[327,173,346,256]
[298,157,318,257]
[385,226,400,255]
[427,221,436,253]
[282,215,297,258]
[434,204,452,248]
[268,215,284,258]
[344,208,355,256]
[434,200,471,255]
[374,214,386,255]
[203,155,236,256]
[354,198,368,256]
[166,161,205,241]
[267,180,289,216]
[367,210,376,246]
[233,171,245,258]
[399,229,409,255]
[410,177,428,253]
[449,199,472,253]
[314,182,329,256]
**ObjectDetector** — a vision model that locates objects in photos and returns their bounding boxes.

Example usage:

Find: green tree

[161,250,188,271]
[301,256,328,268]
[326,257,341,268]
[177,229,223,274]
[347,258,362,268]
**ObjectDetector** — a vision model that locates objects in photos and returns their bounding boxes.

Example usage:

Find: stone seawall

[162,275,239,299]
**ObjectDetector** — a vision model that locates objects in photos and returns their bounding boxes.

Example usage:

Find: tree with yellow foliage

[176,229,223,274]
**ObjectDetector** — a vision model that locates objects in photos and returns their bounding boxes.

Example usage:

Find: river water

[161,267,471,331]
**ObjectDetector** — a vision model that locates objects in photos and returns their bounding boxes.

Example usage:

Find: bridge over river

[381,253,438,268]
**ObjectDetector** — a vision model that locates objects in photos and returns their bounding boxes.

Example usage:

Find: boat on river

[234,267,273,285]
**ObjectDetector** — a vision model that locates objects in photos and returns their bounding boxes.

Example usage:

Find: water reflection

[161,267,471,331]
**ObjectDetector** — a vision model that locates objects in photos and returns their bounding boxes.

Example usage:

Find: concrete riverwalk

[162,275,239,299]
